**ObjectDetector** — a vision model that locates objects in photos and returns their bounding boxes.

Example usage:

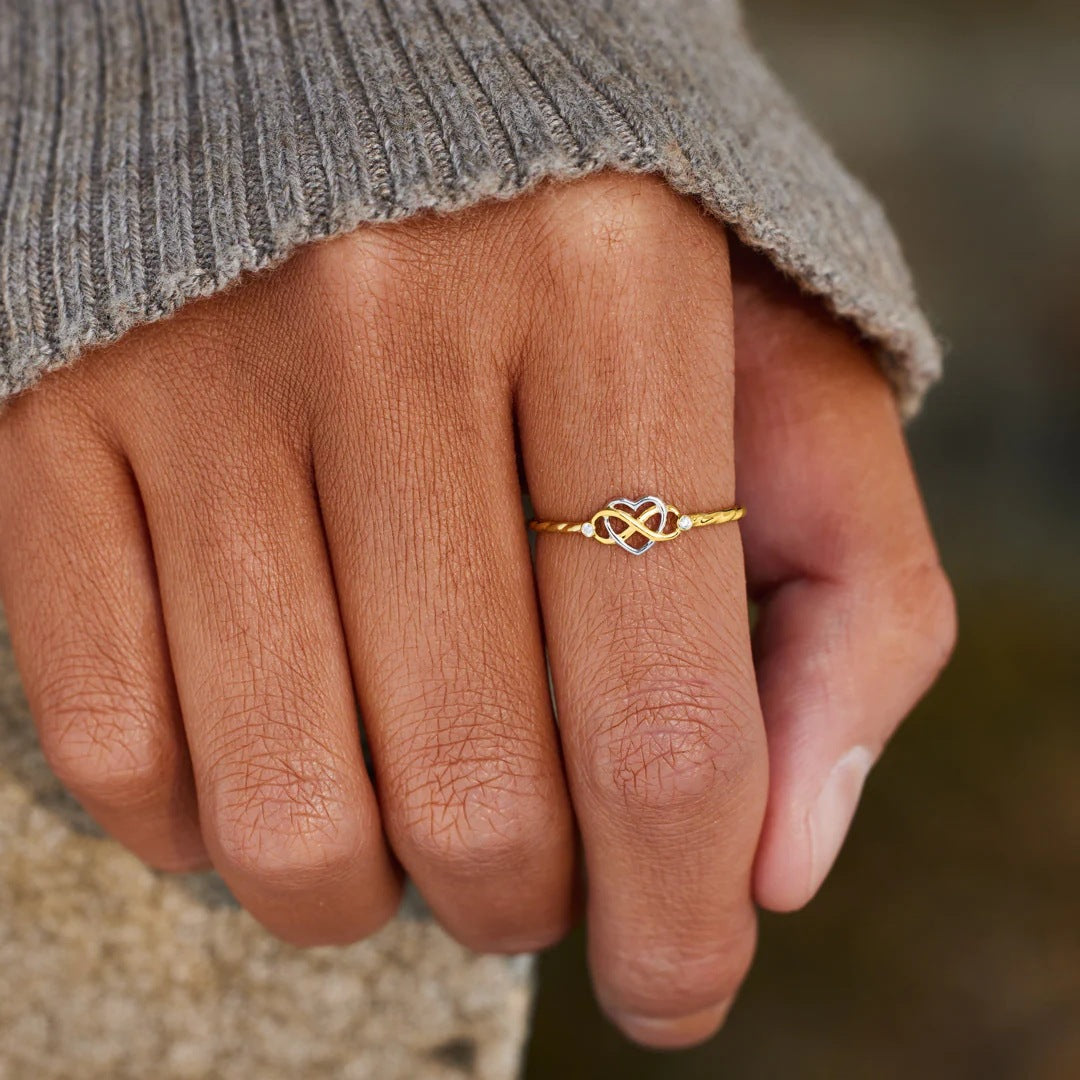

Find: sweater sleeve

[0,0,939,413]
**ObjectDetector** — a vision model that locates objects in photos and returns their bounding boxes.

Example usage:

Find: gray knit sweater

[0,0,939,413]
[0,3,939,1077]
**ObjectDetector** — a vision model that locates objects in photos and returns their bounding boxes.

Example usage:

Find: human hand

[0,173,954,1048]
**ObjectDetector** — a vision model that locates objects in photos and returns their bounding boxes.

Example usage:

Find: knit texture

[0,0,939,414]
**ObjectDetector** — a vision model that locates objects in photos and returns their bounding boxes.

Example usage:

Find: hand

[0,173,954,1048]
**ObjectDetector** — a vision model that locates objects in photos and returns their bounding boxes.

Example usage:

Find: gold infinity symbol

[529,495,745,556]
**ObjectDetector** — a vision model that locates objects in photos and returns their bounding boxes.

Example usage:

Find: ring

[528,495,745,556]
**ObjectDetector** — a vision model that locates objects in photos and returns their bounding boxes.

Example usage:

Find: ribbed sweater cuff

[0,0,940,413]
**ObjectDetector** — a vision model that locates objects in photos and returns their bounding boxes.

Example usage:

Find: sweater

[0,0,939,413]
[0,2,939,1077]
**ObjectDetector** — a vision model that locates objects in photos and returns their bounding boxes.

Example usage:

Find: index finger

[517,181,766,1048]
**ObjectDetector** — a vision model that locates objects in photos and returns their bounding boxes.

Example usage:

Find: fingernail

[807,746,874,899]
[613,1001,731,1049]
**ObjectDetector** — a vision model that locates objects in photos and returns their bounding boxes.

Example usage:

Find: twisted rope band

[529,495,745,555]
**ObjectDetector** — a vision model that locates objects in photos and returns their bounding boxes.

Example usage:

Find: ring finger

[518,186,767,1047]
[124,371,400,946]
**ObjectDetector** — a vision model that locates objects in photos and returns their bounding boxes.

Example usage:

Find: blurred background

[527,1,1080,1076]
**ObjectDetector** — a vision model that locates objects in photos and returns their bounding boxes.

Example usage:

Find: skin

[0,173,955,1048]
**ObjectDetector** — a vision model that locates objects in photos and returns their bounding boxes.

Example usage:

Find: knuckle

[548,173,672,243]
[917,564,958,673]
[388,701,550,875]
[210,755,365,885]
[545,179,659,277]
[306,229,409,329]
[396,791,536,877]
[886,560,958,680]
[300,229,493,405]
[35,674,169,806]
[534,172,723,299]
[583,668,755,818]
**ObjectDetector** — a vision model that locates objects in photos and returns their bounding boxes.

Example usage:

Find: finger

[518,177,767,1047]
[125,387,400,946]
[0,386,206,871]
[731,249,956,912]
[309,231,575,953]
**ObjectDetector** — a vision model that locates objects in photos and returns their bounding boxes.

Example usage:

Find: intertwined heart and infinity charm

[528,496,745,555]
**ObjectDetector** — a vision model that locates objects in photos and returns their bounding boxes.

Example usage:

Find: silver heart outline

[601,495,670,555]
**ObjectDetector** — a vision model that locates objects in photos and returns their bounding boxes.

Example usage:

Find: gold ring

[528,495,745,556]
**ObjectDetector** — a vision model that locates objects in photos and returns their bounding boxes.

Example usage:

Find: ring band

[529,495,745,556]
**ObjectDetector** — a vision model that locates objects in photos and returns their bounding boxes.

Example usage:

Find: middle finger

[310,235,575,953]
